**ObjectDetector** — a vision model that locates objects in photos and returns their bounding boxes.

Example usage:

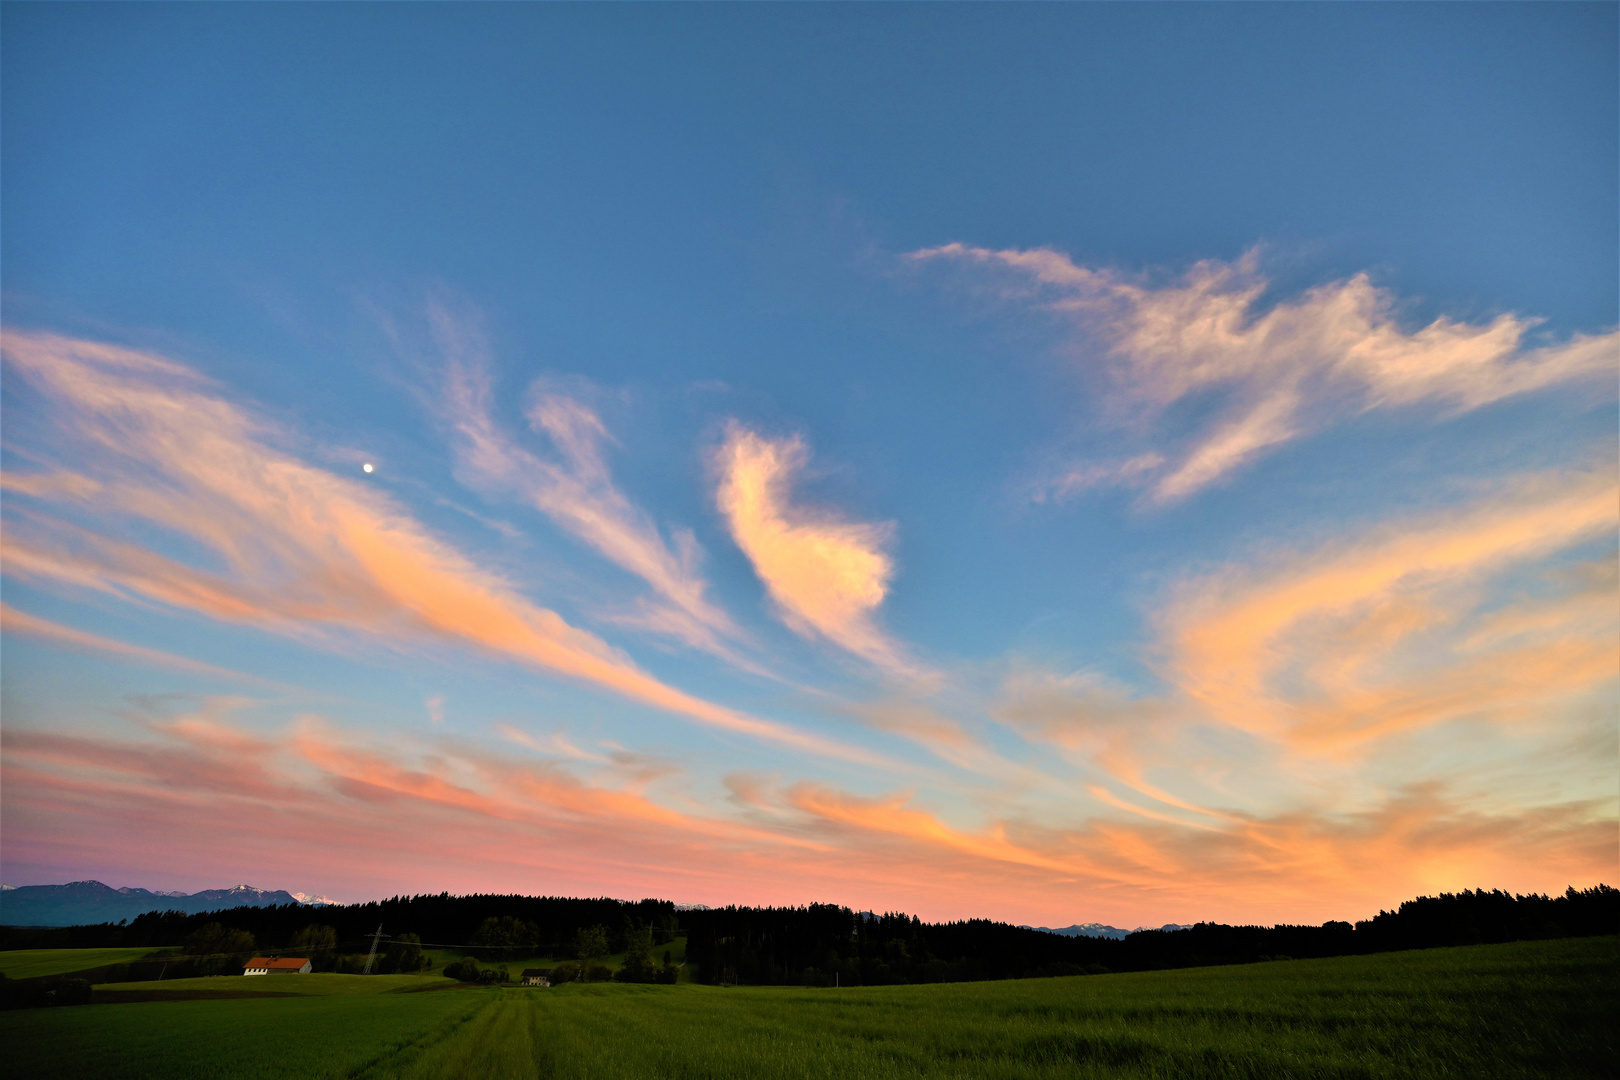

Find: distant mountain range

[1021,922,1193,940]
[0,880,335,927]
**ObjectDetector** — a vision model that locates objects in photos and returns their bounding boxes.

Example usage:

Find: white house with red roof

[243,956,312,975]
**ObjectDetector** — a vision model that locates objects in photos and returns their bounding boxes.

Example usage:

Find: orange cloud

[1165,466,1619,746]
[987,470,1617,892]
[0,329,871,765]
[786,780,1106,878]
[714,425,919,679]
[910,244,1618,500]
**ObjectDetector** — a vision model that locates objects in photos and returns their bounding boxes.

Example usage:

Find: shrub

[445,958,510,983]
[333,954,370,974]
[378,933,425,974]
[443,959,483,982]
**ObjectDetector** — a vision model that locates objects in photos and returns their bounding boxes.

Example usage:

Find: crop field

[90,972,457,997]
[3,936,1614,1079]
[0,947,168,980]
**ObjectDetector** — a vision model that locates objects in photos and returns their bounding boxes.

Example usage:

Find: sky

[1,3,1615,929]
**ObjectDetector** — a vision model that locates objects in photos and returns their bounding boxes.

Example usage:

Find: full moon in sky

[362,463,374,473]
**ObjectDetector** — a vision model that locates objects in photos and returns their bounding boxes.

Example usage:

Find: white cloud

[911,244,1617,502]
[427,304,748,664]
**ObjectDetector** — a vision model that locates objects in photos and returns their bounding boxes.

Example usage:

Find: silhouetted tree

[615,924,658,982]
[289,924,338,969]
[470,915,540,960]
[572,924,609,966]
[183,922,256,976]
[380,932,425,974]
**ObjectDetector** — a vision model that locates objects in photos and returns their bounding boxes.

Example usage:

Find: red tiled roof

[246,957,309,970]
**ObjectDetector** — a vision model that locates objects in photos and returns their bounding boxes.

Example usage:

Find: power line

[360,924,384,975]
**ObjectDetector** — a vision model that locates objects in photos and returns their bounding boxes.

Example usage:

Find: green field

[90,972,455,996]
[0,947,168,981]
[3,936,1614,1079]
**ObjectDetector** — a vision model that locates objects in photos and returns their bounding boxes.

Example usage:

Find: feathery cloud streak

[909,245,1618,501]
[0,602,282,688]
[0,330,869,763]
[1163,465,1618,748]
[714,425,917,679]
[428,308,745,662]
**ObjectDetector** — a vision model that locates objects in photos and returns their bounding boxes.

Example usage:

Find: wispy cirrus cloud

[1162,464,1618,747]
[910,244,1618,502]
[713,424,921,681]
[0,329,872,765]
[0,602,286,689]
[1030,453,1164,504]
[426,306,748,665]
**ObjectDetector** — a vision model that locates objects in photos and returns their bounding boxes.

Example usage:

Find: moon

[362,463,374,473]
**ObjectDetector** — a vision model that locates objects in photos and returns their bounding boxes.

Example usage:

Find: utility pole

[361,925,384,975]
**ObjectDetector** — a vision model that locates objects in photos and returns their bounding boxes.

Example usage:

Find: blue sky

[2,3,1615,926]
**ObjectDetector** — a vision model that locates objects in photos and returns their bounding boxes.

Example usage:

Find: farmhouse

[521,969,551,987]
[244,956,312,976]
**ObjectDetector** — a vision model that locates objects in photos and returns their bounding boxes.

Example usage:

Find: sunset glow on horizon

[2,4,1615,930]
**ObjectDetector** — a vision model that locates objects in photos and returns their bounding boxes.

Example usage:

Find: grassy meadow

[3,936,1614,1079]
[0,947,168,980]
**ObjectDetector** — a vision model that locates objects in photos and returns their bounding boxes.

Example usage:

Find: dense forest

[3,885,1613,987]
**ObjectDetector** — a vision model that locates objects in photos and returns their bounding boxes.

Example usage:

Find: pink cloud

[4,701,1610,926]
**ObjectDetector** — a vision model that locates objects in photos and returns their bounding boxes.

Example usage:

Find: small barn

[244,956,313,976]
[521,968,551,987]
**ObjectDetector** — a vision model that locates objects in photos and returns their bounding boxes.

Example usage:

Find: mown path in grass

[5,937,1615,1079]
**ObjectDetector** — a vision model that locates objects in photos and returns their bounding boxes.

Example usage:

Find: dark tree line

[3,884,1612,989]
[0,893,675,956]
[680,886,1617,985]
